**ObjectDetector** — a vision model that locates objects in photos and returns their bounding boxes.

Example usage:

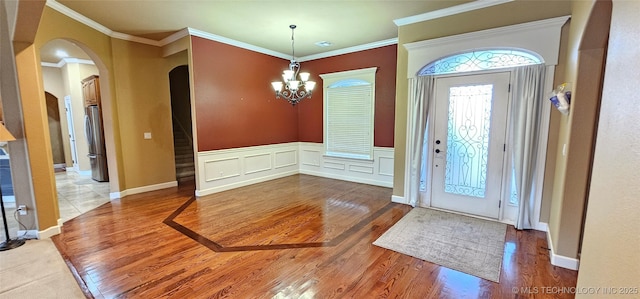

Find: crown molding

[394,0,514,26]
[41,57,96,68]
[187,28,291,60]
[46,0,159,47]
[41,61,60,68]
[46,0,112,36]
[298,38,398,62]
[403,15,570,51]
[159,28,190,47]
[110,31,160,47]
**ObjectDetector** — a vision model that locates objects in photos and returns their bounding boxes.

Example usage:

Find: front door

[431,72,510,219]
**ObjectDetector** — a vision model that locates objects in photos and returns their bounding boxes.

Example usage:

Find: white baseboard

[546,230,580,270]
[196,170,297,197]
[299,169,392,188]
[109,191,122,199]
[21,219,64,240]
[114,181,178,199]
[391,195,406,204]
[535,221,548,232]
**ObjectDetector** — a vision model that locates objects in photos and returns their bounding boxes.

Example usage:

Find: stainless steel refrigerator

[85,105,109,182]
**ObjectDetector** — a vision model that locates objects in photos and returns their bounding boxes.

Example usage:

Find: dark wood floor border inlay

[163,196,397,252]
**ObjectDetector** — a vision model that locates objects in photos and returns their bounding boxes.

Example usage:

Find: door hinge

[508,84,511,92]
[503,144,506,152]
[499,200,502,208]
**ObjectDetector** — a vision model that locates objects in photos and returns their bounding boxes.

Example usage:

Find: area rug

[373,207,507,282]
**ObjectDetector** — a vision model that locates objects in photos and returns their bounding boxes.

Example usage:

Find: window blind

[325,84,373,159]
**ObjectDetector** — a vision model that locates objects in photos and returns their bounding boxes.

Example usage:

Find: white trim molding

[187,28,291,60]
[391,195,405,204]
[46,0,159,46]
[394,0,514,26]
[109,180,177,199]
[404,16,570,78]
[536,221,549,232]
[196,143,300,196]
[402,15,568,225]
[298,38,398,62]
[41,57,95,68]
[195,142,394,197]
[45,0,396,63]
[547,230,580,270]
[299,143,394,188]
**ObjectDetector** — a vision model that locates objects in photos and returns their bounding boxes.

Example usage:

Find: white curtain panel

[510,64,547,229]
[407,76,435,207]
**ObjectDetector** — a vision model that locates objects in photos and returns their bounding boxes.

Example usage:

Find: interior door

[431,72,510,219]
[64,96,78,170]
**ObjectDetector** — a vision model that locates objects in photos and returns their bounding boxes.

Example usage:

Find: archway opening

[169,65,194,184]
[39,38,114,223]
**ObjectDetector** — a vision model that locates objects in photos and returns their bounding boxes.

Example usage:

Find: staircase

[173,121,195,183]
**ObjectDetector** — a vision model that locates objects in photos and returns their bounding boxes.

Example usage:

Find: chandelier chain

[290,25,296,61]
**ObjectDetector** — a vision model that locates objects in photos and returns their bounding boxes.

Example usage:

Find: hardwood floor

[52,174,577,298]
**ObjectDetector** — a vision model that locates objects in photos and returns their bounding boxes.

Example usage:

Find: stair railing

[172,115,193,149]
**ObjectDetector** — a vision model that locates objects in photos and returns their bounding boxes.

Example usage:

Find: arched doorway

[39,39,115,222]
[169,65,194,184]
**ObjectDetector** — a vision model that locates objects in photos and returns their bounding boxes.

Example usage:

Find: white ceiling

[40,0,483,63]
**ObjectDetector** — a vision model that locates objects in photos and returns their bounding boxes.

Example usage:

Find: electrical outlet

[17,205,27,216]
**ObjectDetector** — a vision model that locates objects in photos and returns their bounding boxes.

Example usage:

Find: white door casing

[403,16,567,228]
[430,72,510,219]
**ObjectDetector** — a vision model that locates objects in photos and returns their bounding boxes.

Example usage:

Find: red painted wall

[297,45,397,147]
[192,37,396,151]
[191,37,299,151]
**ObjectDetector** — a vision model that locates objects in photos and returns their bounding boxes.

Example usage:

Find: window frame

[320,67,377,160]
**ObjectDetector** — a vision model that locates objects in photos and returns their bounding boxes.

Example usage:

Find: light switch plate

[144,132,152,139]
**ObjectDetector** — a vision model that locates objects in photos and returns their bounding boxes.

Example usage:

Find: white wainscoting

[196,143,299,196]
[195,142,394,196]
[298,142,393,188]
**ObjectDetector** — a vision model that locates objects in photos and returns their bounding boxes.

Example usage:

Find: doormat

[373,207,506,282]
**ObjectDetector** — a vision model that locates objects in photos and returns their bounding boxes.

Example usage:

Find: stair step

[176,169,195,178]
[175,149,193,155]
[175,162,195,168]
[177,175,195,183]
[175,156,193,161]
[173,122,195,182]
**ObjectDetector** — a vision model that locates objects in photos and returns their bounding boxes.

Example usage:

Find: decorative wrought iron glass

[444,84,493,198]
[271,25,316,105]
[419,49,542,75]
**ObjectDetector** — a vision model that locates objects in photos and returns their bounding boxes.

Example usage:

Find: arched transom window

[418,49,543,75]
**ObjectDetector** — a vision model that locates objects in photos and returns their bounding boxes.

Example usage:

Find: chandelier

[271,25,316,105]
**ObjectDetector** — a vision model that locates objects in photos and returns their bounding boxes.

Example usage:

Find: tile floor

[55,171,111,223]
[1,170,110,242]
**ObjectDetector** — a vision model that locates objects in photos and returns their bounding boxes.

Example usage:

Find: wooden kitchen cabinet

[82,75,100,107]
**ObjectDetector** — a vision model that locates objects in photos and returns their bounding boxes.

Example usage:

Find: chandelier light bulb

[305,81,316,91]
[271,81,283,92]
